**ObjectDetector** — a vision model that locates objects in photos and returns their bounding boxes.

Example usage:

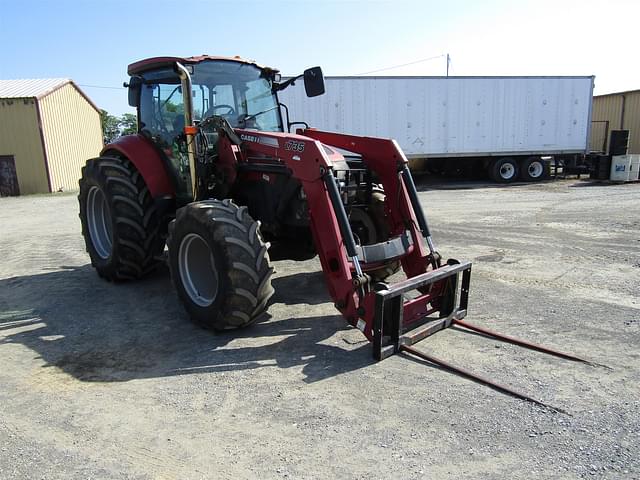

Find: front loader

[79,56,600,409]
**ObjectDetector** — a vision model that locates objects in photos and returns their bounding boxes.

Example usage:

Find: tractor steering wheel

[203,104,236,118]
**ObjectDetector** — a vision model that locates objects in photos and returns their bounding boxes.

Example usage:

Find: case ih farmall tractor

[78,55,472,360]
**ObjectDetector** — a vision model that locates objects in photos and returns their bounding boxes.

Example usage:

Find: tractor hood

[320,142,348,167]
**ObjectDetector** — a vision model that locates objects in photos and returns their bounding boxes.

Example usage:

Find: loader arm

[224,127,472,359]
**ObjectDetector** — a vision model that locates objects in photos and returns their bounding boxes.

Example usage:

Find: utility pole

[446,53,450,77]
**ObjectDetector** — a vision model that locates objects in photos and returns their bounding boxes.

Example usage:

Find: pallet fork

[369,256,605,412]
[366,177,603,411]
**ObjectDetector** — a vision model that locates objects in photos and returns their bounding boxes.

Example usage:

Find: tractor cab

[127,56,284,133]
[125,57,284,200]
[125,56,324,204]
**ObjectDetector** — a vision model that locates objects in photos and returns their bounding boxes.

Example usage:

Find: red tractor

[78,55,471,360]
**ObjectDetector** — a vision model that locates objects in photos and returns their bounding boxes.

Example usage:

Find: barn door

[0,155,20,196]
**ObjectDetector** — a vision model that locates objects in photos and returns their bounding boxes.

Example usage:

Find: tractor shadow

[270,270,329,305]
[0,265,372,384]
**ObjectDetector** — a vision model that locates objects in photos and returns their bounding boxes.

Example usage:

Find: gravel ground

[0,178,638,479]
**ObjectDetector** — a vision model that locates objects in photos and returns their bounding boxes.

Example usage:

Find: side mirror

[303,67,325,97]
[127,76,142,107]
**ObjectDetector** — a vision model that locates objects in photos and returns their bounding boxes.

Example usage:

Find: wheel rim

[86,186,113,259]
[178,233,219,307]
[499,163,516,180]
[528,161,544,178]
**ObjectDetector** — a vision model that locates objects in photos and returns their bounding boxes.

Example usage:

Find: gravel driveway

[0,178,638,479]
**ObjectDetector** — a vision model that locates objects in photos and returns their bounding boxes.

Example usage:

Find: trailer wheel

[168,199,274,330]
[519,157,547,181]
[489,157,519,183]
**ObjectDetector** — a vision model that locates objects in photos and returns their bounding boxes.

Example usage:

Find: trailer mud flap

[372,261,472,360]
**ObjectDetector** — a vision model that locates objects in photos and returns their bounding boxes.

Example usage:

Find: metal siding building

[591,89,640,154]
[0,79,103,195]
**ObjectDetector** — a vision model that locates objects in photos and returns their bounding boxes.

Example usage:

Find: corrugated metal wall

[623,92,640,154]
[591,90,640,154]
[0,98,49,194]
[38,83,103,192]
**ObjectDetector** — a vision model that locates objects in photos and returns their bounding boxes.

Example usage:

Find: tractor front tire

[78,156,165,280]
[168,199,274,330]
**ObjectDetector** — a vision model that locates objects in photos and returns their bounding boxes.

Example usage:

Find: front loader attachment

[295,128,605,413]
[299,130,475,359]
[230,126,604,412]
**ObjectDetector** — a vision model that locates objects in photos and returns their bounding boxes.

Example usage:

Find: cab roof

[127,55,278,76]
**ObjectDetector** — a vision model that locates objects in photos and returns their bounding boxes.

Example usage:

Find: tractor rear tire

[168,199,274,330]
[78,156,165,281]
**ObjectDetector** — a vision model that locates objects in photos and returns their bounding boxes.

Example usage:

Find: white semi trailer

[278,76,595,182]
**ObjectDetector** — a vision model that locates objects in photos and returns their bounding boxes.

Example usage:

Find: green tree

[165,101,184,116]
[119,113,138,136]
[100,109,120,143]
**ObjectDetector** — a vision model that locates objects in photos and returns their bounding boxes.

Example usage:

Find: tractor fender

[101,134,175,198]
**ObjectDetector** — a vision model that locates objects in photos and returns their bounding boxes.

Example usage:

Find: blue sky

[1,0,637,115]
